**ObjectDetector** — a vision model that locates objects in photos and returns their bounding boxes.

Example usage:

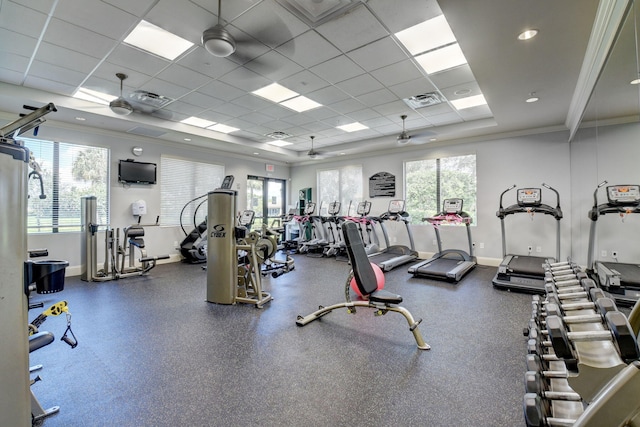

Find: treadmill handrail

[499,203,563,219]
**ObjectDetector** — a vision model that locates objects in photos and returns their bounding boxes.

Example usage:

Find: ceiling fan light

[202,25,236,57]
[308,152,318,159]
[110,98,133,115]
[397,135,411,144]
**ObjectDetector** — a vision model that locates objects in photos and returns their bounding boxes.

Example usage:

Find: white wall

[21,120,290,275]
[292,130,573,265]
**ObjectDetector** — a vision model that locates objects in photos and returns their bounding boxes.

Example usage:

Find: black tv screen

[118,160,157,184]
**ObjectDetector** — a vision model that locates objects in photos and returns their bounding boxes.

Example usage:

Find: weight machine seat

[29,331,54,353]
[295,220,430,350]
[344,223,402,304]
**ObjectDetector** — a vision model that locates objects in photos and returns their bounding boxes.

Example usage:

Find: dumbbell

[545,278,598,299]
[524,370,582,401]
[544,288,608,315]
[527,298,618,334]
[524,392,581,427]
[546,312,640,363]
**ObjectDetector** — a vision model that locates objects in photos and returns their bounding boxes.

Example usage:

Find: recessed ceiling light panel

[280,96,322,112]
[451,94,487,110]
[395,15,456,56]
[415,43,467,74]
[337,122,368,132]
[181,117,216,128]
[252,83,299,103]
[125,20,194,60]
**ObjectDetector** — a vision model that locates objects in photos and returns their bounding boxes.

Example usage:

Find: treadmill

[408,198,476,282]
[492,183,562,293]
[587,182,640,305]
[367,200,419,272]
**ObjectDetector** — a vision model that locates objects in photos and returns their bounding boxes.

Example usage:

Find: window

[160,156,225,228]
[23,138,110,233]
[317,165,362,216]
[405,154,477,223]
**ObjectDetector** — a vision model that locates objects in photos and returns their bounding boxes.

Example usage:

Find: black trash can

[31,260,69,294]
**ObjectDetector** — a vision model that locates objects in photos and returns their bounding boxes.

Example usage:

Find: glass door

[247,175,286,229]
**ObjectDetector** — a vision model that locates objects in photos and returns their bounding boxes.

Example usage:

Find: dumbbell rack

[523,260,640,426]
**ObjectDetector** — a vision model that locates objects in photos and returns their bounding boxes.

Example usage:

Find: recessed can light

[631,78,640,85]
[518,29,538,41]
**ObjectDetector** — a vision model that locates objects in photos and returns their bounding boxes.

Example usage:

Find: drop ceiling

[0,0,634,164]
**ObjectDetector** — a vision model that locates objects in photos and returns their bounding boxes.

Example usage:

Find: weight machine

[80,196,169,282]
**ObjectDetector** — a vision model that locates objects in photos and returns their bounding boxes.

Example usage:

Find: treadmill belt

[418,258,464,276]
[508,255,547,276]
[601,262,640,287]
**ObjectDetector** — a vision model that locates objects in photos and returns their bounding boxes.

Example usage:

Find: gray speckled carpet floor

[29,255,532,426]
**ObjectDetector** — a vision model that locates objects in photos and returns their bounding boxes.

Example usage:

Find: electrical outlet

[479,242,485,249]
[612,250,618,258]
[536,246,542,253]
[601,250,607,258]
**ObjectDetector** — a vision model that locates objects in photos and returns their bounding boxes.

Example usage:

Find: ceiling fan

[396,114,435,144]
[201,0,294,62]
[109,73,133,116]
[106,73,173,120]
[307,136,322,159]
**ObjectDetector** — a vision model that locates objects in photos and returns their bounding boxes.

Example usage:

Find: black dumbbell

[547,312,640,363]
[523,392,580,427]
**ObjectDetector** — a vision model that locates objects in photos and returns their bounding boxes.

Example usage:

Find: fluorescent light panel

[280,96,322,112]
[73,88,116,105]
[181,117,216,128]
[208,123,239,133]
[267,140,293,147]
[124,20,193,61]
[395,15,456,56]
[451,94,487,110]
[415,43,467,74]
[252,83,299,103]
[337,122,368,132]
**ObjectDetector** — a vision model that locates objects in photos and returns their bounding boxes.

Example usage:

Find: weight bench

[29,331,60,423]
[296,220,430,350]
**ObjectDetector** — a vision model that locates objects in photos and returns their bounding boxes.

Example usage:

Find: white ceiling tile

[360,115,395,128]
[243,50,304,81]
[13,0,57,15]
[54,0,138,40]
[140,78,192,100]
[279,70,329,95]
[35,43,101,75]
[328,98,367,115]
[276,30,341,68]
[259,104,297,120]
[347,108,382,122]
[106,44,170,76]
[23,75,78,96]
[428,65,476,89]
[356,88,398,107]
[199,80,245,101]
[0,28,38,56]
[309,55,363,84]
[315,4,388,53]
[218,66,271,93]
[368,0,443,33]
[305,85,350,105]
[209,102,252,118]
[232,1,308,48]
[45,18,117,58]
[28,60,87,88]
[388,77,436,99]
[156,64,211,91]
[280,113,316,127]
[0,68,24,85]
[335,73,384,97]
[163,100,206,116]
[419,103,457,118]
[348,36,407,72]
[180,92,225,110]
[303,107,340,121]
[178,48,239,79]
[428,111,463,125]
[92,63,153,88]
[234,111,274,125]
[102,0,158,17]
[198,110,233,123]
[371,100,411,116]
[230,94,275,111]
[370,59,424,87]
[0,1,49,37]
[0,52,29,73]
[439,81,483,102]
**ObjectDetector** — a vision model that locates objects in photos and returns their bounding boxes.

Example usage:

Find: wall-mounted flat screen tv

[118,159,157,184]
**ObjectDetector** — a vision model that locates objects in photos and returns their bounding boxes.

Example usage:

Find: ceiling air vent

[129,90,173,109]
[403,92,445,109]
[266,131,292,140]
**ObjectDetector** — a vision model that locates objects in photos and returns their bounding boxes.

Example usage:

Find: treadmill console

[357,201,371,216]
[304,202,316,215]
[443,198,463,214]
[607,185,640,205]
[388,200,405,214]
[517,188,542,206]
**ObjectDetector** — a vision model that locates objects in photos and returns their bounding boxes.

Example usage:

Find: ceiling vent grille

[266,131,292,139]
[129,90,173,109]
[403,92,445,109]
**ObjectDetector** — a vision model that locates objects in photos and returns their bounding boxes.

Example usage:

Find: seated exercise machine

[367,200,419,271]
[206,187,272,308]
[0,102,67,425]
[296,221,430,350]
[80,196,169,282]
[493,184,562,293]
[408,198,476,282]
[587,182,640,305]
